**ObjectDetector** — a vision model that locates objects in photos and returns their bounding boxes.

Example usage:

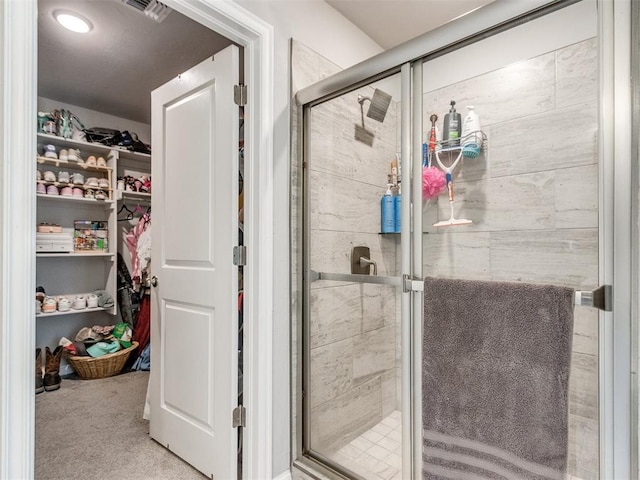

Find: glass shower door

[302,72,409,480]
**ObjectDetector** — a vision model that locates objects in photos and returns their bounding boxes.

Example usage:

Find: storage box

[36,229,74,253]
[74,220,108,252]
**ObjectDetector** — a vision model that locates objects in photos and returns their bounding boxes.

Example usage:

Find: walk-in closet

[34,1,243,478]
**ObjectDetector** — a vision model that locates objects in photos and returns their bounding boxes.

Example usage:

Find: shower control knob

[150,276,158,287]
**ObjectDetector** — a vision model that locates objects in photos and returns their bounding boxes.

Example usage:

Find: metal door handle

[150,276,158,287]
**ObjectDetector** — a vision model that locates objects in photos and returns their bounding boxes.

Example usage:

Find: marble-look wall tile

[310,285,366,349]
[381,368,398,416]
[556,37,598,108]
[309,170,386,234]
[437,171,555,232]
[309,337,354,408]
[310,377,382,453]
[309,100,396,187]
[291,40,341,92]
[490,102,597,178]
[310,230,397,278]
[423,232,491,280]
[423,52,555,128]
[554,164,598,229]
[353,325,396,380]
[568,352,598,421]
[572,307,599,357]
[568,414,599,480]
[362,284,397,332]
[490,229,598,289]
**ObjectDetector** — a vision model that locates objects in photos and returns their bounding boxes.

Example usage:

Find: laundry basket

[65,341,139,380]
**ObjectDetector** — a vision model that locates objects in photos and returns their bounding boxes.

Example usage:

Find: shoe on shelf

[43,346,62,392]
[35,348,44,394]
[71,173,84,185]
[46,185,59,196]
[96,157,107,167]
[86,294,99,309]
[86,155,97,166]
[59,149,68,162]
[41,297,57,313]
[57,296,71,312]
[36,183,46,195]
[67,149,78,162]
[36,170,42,181]
[36,286,46,301]
[72,187,84,198]
[84,177,99,188]
[72,295,86,310]
[43,170,56,182]
[84,188,95,199]
[97,178,109,189]
[94,190,107,201]
[60,186,73,197]
[58,171,70,184]
[43,144,57,159]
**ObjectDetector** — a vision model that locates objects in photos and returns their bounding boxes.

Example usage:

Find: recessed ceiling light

[53,10,93,33]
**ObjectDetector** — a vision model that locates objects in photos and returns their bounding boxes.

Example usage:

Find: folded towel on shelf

[423,277,575,480]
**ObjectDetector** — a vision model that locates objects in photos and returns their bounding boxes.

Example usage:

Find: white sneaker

[72,295,86,310]
[58,171,70,184]
[57,296,71,312]
[87,294,99,309]
[59,149,68,161]
[41,297,57,313]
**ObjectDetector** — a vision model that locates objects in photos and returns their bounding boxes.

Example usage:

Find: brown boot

[44,346,62,391]
[35,348,44,394]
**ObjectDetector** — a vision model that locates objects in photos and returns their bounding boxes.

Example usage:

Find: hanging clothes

[125,211,151,291]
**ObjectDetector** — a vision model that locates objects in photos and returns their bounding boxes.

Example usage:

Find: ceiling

[38,0,493,125]
[326,0,494,50]
[38,0,234,124]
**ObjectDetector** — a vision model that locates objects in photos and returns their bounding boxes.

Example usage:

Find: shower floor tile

[335,410,402,480]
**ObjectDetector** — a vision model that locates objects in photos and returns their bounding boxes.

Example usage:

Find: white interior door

[149,45,239,479]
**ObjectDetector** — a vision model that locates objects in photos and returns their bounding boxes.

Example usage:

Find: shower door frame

[294,0,634,479]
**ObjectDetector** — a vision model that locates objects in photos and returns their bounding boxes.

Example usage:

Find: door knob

[150,276,158,287]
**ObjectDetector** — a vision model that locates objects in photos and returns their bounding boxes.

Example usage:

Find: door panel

[150,45,239,479]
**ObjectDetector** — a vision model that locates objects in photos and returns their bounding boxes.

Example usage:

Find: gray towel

[422,277,574,480]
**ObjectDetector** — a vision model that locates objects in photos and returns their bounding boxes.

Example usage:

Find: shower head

[358,89,392,123]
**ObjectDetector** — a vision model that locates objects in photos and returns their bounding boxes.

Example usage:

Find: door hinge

[233,245,246,266]
[234,85,247,106]
[233,405,246,428]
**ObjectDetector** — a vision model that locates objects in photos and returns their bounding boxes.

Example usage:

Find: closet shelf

[117,191,151,202]
[37,133,113,155]
[37,156,113,172]
[36,252,115,259]
[36,306,110,318]
[36,194,114,206]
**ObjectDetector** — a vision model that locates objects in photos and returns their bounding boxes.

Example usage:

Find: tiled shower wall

[291,40,401,455]
[422,37,599,480]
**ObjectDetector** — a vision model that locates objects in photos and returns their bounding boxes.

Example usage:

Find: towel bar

[309,270,613,312]
[575,285,612,311]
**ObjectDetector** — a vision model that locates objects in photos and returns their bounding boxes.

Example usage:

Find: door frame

[0,1,275,479]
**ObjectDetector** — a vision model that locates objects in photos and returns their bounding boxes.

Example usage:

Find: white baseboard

[273,470,292,480]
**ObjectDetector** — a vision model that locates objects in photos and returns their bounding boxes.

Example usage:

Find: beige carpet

[35,371,206,480]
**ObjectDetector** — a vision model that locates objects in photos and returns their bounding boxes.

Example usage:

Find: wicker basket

[65,341,139,380]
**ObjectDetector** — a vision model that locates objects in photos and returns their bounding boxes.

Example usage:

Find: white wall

[37,97,151,145]
[231,1,383,476]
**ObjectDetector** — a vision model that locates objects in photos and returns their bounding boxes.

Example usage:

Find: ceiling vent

[122,0,172,23]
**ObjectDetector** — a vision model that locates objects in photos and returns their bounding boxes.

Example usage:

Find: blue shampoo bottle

[393,192,401,233]
[381,184,395,233]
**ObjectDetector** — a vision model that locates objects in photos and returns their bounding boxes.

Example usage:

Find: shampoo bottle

[381,184,395,233]
[442,100,461,147]
[462,105,482,149]
[393,185,401,233]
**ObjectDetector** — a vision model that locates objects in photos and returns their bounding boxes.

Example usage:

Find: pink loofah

[422,166,447,199]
